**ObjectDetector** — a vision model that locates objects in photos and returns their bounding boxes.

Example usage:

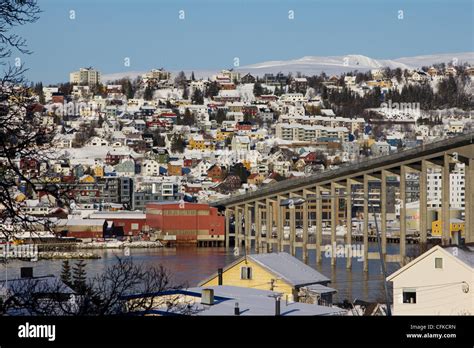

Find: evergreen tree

[60,260,72,286]
[182,108,194,126]
[98,114,104,127]
[253,82,264,97]
[191,89,204,104]
[72,260,87,293]
[144,86,153,101]
[171,135,185,153]
[191,71,196,81]
[205,81,219,98]
[215,108,226,124]
[124,79,134,99]
[182,85,189,100]
[174,71,187,88]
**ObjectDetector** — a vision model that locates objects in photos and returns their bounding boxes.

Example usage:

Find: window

[131,223,139,230]
[435,257,443,269]
[240,266,252,280]
[402,289,417,304]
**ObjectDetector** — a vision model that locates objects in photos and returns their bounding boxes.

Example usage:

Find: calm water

[3,239,420,303]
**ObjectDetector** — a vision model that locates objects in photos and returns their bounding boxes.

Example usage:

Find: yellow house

[241,160,252,171]
[188,135,215,151]
[431,219,465,238]
[93,165,104,177]
[216,130,233,142]
[199,252,336,303]
[79,174,95,183]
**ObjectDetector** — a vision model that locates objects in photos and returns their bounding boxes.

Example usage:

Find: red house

[242,105,258,117]
[146,202,224,245]
[300,151,318,164]
[235,121,253,131]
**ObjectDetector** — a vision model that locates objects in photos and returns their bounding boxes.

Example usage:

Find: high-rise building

[427,164,465,209]
[69,67,101,85]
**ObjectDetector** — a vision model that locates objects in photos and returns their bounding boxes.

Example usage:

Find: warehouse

[146,202,224,246]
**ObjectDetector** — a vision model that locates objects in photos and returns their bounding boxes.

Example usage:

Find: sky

[10,0,474,84]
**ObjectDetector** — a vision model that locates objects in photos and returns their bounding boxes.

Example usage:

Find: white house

[387,245,473,315]
[86,136,109,147]
[232,135,251,152]
[141,159,161,176]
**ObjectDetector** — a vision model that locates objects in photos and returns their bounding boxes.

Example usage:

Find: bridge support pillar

[380,170,387,258]
[316,186,323,264]
[442,154,451,246]
[277,196,283,252]
[289,202,296,256]
[244,204,251,254]
[400,166,407,266]
[465,159,474,243]
[363,175,369,272]
[235,206,242,248]
[419,160,428,252]
[346,179,352,269]
[302,190,309,264]
[255,202,261,253]
[225,208,231,248]
[266,199,273,252]
[331,182,337,267]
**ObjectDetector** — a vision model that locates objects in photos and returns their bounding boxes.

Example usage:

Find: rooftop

[248,252,330,286]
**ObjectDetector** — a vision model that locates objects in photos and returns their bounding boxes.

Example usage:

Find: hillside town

[4,62,472,247]
[1,4,474,348]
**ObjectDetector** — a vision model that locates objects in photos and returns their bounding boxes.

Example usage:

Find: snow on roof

[247,252,330,286]
[58,219,106,226]
[443,246,474,268]
[169,160,183,166]
[320,109,336,116]
[235,136,250,143]
[126,285,344,316]
[304,284,338,294]
[89,211,146,220]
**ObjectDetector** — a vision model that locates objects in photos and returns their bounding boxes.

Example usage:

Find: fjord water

[4,240,419,303]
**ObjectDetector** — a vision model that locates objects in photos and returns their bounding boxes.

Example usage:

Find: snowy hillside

[237,53,474,76]
[101,52,474,81]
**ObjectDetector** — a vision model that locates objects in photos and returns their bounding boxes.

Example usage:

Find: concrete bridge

[211,133,474,271]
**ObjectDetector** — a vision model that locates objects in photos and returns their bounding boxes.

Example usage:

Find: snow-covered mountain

[236,52,474,76]
[101,52,474,81]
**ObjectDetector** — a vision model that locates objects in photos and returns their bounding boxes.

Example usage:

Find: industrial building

[146,202,224,246]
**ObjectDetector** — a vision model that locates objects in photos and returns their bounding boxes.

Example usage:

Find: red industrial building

[146,202,224,245]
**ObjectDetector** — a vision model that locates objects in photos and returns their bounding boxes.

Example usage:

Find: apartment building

[69,67,101,85]
[427,164,465,209]
[275,123,349,142]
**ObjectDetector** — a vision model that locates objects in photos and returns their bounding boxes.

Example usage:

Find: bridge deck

[212,133,474,207]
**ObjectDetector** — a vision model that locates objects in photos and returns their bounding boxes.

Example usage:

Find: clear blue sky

[12,0,474,84]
